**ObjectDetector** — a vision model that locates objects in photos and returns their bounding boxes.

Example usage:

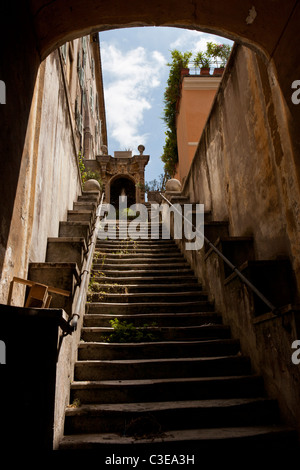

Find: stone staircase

[59,217,298,452]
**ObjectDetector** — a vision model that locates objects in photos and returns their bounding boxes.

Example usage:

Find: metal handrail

[160,193,278,314]
[69,192,105,331]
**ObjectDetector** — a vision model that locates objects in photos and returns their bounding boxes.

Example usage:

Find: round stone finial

[138,144,145,155]
[165,178,182,192]
[84,179,101,192]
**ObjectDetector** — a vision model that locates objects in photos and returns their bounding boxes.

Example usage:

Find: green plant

[116,207,138,220]
[137,174,166,193]
[78,152,103,188]
[67,398,81,408]
[206,42,232,67]
[161,49,192,177]
[193,51,210,70]
[103,318,160,343]
[78,151,87,184]
[85,169,103,188]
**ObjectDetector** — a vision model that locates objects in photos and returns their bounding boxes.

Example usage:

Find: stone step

[46,237,87,270]
[59,221,91,245]
[91,269,195,278]
[206,236,255,278]
[67,210,93,222]
[101,223,164,227]
[87,282,202,294]
[86,291,208,303]
[59,425,298,450]
[203,221,229,250]
[100,233,167,239]
[81,324,230,342]
[86,300,214,314]
[99,224,164,229]
[74,355,251,381]
[94,247,182,254]
[96,235,175,240]
[27,262,80,315]
[78,191,100,203]
[83,312,221,327]
[63,398,279,435]
[225,259,296,314]
[99,220,162,224]
[70,375,265,405]
[96,240,177,248]
[94,251,183,259]
[73,201,97,212]
[89,275,198,285]
[78,338,240,361]
[96,240,179,246]
[96,234,173,240]
[94,257,186,266]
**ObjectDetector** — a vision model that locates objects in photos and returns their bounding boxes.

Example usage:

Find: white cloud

[170,30,232,54]
[101,44,166,151]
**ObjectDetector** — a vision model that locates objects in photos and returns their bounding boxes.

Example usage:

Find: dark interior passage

[110,177,136,209]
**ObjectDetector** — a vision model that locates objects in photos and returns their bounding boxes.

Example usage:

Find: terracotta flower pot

[213,67,224,76]
[180,68,190,77]
[200,67,210,76]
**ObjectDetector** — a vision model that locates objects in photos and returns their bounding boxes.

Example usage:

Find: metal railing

[69,192,105,332]
[186,61,227,75]
[160,193,278,314]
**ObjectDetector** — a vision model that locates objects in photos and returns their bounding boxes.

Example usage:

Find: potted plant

[206,42,232,76]
[193,51,211,75]
[180,68,190,78]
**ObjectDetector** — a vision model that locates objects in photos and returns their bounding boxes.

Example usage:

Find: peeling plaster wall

[177,43,300,433]
[28,51,81,264]
[183,44,300,293]
[0,51,82,305]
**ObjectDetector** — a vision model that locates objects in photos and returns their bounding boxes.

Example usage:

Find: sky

[99,27,233,183]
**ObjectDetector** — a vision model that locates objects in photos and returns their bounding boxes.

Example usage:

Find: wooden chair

[7,276,70,308]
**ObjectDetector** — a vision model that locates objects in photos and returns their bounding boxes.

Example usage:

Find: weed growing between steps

[67,398,81,408]
[102,318,161,343]
[87,276,126,301]
[124,414,168,440]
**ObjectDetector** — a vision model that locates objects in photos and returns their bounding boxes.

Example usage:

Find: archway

[110,176,136,209]
[1,1,300,277]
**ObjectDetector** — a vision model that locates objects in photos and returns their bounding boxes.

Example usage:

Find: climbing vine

[78,151,103,188]
[160,44,232,177]
[78,151,87,183]
[161,50,192,178]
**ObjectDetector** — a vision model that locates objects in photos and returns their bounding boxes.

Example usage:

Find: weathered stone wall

[182,44,300,293]
[0,51,82,305]
[176,43,300,435]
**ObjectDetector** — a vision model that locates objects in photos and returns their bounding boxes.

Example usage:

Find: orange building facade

[174,74,222,183]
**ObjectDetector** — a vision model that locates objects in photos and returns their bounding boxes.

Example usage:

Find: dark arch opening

[110,176,136,209]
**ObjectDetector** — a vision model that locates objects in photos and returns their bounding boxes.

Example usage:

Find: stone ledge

[46,237,87,270]
[28,262,81,315]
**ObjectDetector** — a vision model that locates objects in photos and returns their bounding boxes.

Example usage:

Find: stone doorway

[110,176,136,209]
